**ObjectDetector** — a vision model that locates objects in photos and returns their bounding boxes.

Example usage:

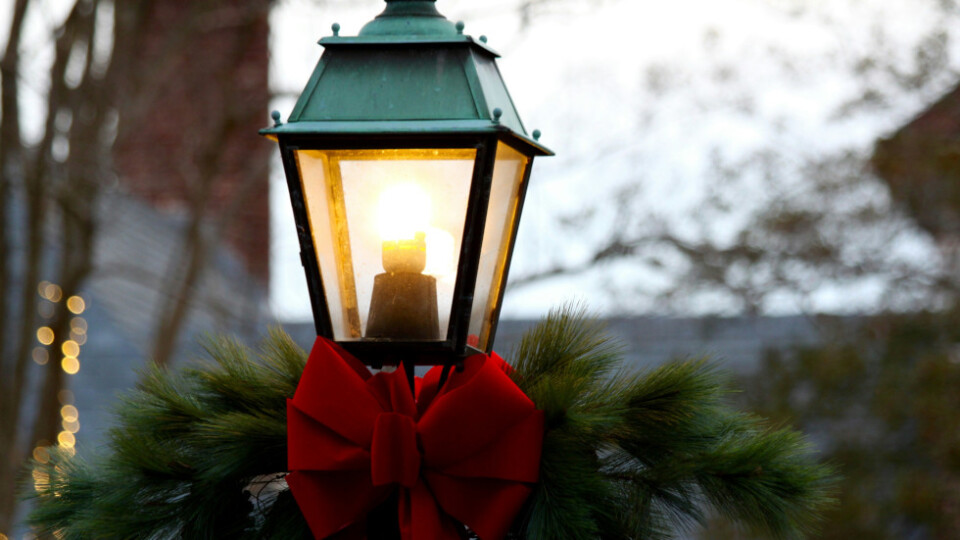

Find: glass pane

[468,142,529,350]
[296,148,476,341]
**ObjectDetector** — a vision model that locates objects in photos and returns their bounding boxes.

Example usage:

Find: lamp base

[366,272,440,340]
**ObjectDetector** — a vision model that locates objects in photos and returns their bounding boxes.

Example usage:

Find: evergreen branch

[27,314,834,539]
[510,303,836,539]
[27,328,312,539]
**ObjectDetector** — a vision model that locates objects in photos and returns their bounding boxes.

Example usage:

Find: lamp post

[263,0,551,379]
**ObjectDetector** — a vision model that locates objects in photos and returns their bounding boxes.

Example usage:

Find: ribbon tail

[287,470,389,539]
[425,473,534,540]
[398,481,462,540]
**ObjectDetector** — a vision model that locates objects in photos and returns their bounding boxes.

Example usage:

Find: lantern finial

[359,0,457,36]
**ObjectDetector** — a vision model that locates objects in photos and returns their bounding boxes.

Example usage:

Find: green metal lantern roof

[261,0,552,156]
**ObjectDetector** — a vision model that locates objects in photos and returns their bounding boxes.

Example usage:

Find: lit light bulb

[376,184,455,277]
[424,227,455,278]
[378,183,430,243]
[378,183,430,274]
[366,182,446,340]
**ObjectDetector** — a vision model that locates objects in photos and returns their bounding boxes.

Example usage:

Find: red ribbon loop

[287,337,544,540]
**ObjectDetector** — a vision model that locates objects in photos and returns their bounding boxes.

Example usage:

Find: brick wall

[872,82,960,241]
[113,1,272,283]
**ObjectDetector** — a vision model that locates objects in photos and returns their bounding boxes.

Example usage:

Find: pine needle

[27,314,834,539]
[509,304,836,539]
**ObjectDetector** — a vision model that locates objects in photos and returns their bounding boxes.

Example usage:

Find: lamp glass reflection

[467,141,529,350]
[295,148,476,341]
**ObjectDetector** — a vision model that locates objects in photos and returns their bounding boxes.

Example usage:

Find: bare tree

[0,0,112,531]
[508,0,960,316]
[0,0,273,532]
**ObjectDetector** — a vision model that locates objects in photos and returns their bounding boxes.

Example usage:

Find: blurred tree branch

[0,0,274,533]
[509,0,960,315]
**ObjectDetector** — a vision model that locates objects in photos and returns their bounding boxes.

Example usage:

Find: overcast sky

[268,0,960,321]
[3,0,957,322]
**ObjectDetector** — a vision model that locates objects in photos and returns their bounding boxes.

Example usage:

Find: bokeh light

[32,347,49,365]
[43,283,63,302]
[60,405,79,422]
[61,340,80,357]
[66,295,86,314]
[37,327,54,345]
[32,446,51,464]
[57,431,75,448]
[61,357,80,375]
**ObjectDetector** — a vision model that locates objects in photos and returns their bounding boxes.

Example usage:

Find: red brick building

[872,83,960,242]
[112,1,272,283]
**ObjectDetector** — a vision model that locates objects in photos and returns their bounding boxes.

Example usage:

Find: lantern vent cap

[359,0,459,37]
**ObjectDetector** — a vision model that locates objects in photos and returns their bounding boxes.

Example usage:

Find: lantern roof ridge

[261,0,552,156]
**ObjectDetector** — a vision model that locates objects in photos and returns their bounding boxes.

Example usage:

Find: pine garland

[28,307,835,539]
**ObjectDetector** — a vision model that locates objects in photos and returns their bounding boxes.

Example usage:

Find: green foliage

[28,328,313,539]
[721,309,960,539]
[28,311,834,539]
[510,305,836,540]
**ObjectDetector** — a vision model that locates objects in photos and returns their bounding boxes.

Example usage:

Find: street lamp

[263,0,551,370]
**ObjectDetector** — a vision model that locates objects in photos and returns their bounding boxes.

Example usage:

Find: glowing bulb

[38,301,55,318]
[378,183,430,242]
[44,284,62,302]
[32,348,49,365]
[62,340,80,358]
[70,317,87,334]
[62,357,80,375]
[37,327,54,345]
[66,296,85,314]
[61,405,79,422]
[33,446,51,464]
[33,470,50,492]
[63,419,80,434]
[424,227,456,278]
[57,431,75,448]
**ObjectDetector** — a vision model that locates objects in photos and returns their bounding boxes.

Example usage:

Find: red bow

[287,338,544,540]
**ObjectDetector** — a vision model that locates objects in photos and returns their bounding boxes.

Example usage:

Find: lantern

[263,0,552,367]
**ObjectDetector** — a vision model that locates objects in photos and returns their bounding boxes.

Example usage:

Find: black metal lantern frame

[276,132,543,365]
[263,0,552,368]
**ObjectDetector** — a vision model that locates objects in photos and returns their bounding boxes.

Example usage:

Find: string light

[37,327,54,345]
[38,301,55,318]
[66,295,85,314]
[55,393,80,457]
[60,405,78,423]
[43,284,62,302]
[70,317,87,334]
[33,446,51,464]
[62,357,80,375]
[57,431,75,448]
[32,470,49,493]
[62,419,80,434]
[61,340,80,358]
[32,347,49,365]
